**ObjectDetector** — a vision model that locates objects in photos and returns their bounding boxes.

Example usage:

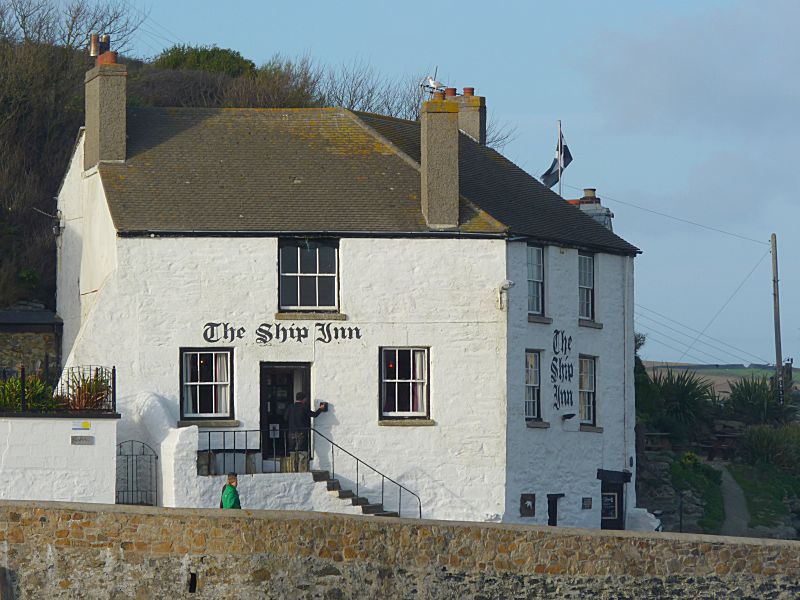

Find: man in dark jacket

[284,392,327,472]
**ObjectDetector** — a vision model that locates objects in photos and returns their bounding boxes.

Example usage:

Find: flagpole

[557,120,562,197]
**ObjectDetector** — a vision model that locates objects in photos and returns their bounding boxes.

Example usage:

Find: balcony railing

[0,365,116,414]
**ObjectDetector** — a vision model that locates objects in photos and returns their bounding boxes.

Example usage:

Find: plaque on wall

[520,493,535,517]
[601,493,618,519]
[582,497,592,510]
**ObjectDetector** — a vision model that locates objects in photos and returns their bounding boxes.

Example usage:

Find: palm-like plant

[651,369,715,424]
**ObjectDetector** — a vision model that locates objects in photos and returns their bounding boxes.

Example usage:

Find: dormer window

[279,239,338,311]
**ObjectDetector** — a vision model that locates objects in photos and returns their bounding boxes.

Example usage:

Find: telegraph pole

[771,233,784,404]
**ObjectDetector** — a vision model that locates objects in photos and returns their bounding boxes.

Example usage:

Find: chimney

[567,188,615,231]
[453,87,486,145]
[84,34,127,170]
[420,96,460,229]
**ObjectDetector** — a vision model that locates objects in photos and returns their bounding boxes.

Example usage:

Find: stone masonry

[0,501,799,598]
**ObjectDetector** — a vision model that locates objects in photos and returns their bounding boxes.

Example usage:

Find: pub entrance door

[259,362,311,460]
[601,480,625,530]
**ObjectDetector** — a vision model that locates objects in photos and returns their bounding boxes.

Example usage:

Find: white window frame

[380,347,429,419]
[181,348,233,419]
[279,239,339,311]
[525,350,541,420]
[527,245,544,316]
[579,253,595,320]
[579,356,596,425]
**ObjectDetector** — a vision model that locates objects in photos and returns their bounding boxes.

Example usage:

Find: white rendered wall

[56,134,118,362]
[0,418,116,504]
[503,242,637,528]
[63,236,509,521]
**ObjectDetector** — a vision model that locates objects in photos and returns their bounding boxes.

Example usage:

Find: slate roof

[97,107,639,255]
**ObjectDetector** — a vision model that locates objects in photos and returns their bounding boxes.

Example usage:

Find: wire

[634,322,732,365]
[678,249,771,361]
[640,332,712,365]
[561,183,769,246]
[636,304,769,364]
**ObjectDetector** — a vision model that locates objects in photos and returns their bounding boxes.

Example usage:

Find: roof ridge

[344,109,421,171]
[352,110,418,126]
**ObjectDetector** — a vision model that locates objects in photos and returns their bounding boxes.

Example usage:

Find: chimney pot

[89,33,99,57]
[444,87,457,97]
[463,87,474,97]
[432,90,445,100]
[452,88,486,145]
[583,188,597,199]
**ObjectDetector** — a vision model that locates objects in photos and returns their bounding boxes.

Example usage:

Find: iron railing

[196,427,422,518]
[0,365,116,413]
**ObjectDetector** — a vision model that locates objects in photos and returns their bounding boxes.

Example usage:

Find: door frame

[259,362,312,459]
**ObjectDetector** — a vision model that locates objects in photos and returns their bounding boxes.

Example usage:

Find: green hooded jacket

[221,484,241,509]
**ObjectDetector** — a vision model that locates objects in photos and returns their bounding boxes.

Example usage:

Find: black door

[547,493,564,526]
[259,363,310,459]
[601,481,624,529]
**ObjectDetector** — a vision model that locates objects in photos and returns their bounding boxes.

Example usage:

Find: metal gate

[116,440,158,506]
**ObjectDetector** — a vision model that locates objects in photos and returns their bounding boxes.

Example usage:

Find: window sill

[579,424,603,433]
[527,314,553,325]
[275,311,347,321]
[378,419,436,427]
[178,419,240,428]
[526,420,551,429]
[578,319,603,330]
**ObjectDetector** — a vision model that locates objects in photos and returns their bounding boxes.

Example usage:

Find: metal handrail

[309,427,422,519]
[195,426,422,518]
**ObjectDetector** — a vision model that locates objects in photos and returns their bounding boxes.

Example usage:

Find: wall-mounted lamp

[498,279,514,310]
[561,413,576,421]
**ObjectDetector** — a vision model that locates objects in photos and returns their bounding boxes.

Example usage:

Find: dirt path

[717,465,753,537]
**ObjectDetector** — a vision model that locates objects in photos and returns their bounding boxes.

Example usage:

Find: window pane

[299,277,316,306]
[579,255,594,287]
[198,353,214,382]
[215,384,229,414]
[580,288,592,319]
[383,349,397,380]
[318,244,336,274]
[299,245,317,273]
[383,382,396,412]
[318,276,336,307]
[198,385,214,414]
[280,275,298,307]
[527,247,543,280]
[412,382,425,413]
[397,382,411,412]
[185,353,198,383]
[184,385,197,414]
[214,353,229,383]
[412,350,426,380]
[397,349,411,380]
[280,243,298,274]
[528,281,542,314]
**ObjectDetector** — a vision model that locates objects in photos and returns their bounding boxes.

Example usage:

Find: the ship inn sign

[202,321,363,345]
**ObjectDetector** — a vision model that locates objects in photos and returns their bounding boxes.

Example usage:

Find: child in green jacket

[220,473,241,509]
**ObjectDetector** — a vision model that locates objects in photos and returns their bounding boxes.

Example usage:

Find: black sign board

[519,493,535,517]
[601,493,618,519]
[582,497,592,510]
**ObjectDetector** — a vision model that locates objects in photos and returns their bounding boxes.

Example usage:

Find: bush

[670,452,724,532]
[0,375,59,411]
[740,424,800,475]
[725,375,796,424]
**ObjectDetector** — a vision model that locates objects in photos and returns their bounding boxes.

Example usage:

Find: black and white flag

[540,130,572,189]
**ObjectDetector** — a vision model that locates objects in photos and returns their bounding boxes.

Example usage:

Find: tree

[153,44,255,78]
[0,0,142,307]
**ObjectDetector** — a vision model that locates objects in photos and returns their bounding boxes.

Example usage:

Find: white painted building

[55,50,655,529]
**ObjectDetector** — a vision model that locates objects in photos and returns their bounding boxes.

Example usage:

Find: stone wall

[0,332,58,374]
[0,501,798,599]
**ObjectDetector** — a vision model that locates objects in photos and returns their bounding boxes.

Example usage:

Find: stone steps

[311,470,400,518]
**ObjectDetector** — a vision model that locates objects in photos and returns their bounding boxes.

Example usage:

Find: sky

[125,0,799,367]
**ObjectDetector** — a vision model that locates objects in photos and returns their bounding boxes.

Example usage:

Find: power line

[561,183,768,246]
[640,332,713,366]
[634,322,732,365]
[636,304,769,363]
[678,249,771,361]
[634,310,765,365]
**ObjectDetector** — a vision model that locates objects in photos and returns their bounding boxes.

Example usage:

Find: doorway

[547,493,564,526]
[259,362,310,460]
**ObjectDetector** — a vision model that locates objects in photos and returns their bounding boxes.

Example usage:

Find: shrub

[740,424,800,475]
[0,375,58,411]
[726,375,796,424]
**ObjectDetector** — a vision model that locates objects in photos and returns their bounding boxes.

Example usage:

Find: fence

[0,364,116,413]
